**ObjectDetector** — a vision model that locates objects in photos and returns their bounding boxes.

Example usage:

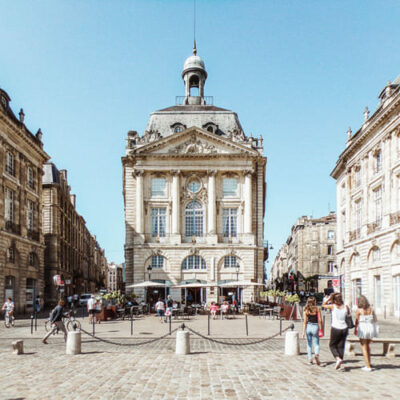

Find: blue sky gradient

[1,1,400,271]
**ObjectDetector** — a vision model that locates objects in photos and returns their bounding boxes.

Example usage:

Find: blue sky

[1,1,400,271]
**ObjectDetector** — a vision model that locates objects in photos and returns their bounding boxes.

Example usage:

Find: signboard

[65,279,71,285]
[332,279,340,287]
[318,275,338,280]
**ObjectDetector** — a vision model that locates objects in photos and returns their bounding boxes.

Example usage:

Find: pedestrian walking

[95,297,102,324]
[2,297,15,327]
[302,297,323,365]
[42,299,68,344]
[165,295,173,323]
[35,295,41,313]
[87,294,96,323]
[155,298,165,322]
[322,293,349,370]
[354,295,379,372]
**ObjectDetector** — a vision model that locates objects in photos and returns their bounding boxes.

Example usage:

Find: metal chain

[79,327,179,347]
[185,325,293,346]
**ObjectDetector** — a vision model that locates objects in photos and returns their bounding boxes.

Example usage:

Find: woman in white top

[322,292,349,370]
[354,295,378,372]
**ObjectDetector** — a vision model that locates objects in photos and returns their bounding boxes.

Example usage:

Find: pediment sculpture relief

[169,136,217,154]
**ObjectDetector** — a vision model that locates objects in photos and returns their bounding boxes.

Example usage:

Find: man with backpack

[42,299,67,344]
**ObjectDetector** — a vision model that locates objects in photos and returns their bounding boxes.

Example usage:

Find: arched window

[185,201,203,236]
[181,256,206,270]
[224,256,239,268]
[151,256,164,269]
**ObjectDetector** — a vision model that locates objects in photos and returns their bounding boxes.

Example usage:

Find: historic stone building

[107,262,124,293]
[0,87,49,313]
[270,213,337,293]
[42,163,107,305]
[123,45,267,305]
[331,76,400,316]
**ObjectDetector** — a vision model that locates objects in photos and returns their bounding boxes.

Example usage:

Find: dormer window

[202,122,218,134]
[171,123,186,134]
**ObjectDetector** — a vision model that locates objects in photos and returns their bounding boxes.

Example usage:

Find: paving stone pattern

[0,314,399,400]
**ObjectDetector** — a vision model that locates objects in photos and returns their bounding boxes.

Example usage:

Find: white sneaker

[362,366,372,372]
[335,359,343,370]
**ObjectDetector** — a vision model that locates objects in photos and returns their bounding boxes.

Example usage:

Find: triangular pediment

[131,127,259,157]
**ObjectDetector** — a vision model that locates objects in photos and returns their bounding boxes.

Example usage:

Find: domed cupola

[182,41,207,105]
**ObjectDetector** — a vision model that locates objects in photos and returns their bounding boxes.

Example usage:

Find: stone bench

[12,340,24,355]
[346,338,398,358]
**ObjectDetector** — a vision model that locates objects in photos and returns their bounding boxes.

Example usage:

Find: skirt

[357,321,379,339]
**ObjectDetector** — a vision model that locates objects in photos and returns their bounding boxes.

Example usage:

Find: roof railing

[175,96,214,105]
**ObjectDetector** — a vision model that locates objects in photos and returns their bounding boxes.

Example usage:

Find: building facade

[123,46,267,305]
[270,213,337,293]
[42,163,107,305]
[0,87,49,313]
[331,76,400,316]
[107,262,124,293]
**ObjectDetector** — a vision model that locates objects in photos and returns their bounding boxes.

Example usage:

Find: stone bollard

[66,331,81,355]
[176,330,190,355]
[12,340,24,355]
[285,330,299,356]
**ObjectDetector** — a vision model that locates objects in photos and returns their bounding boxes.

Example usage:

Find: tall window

[327,245,333,255]
[5,151,15,176]
[151,256,164,269]
[181,255,206,270]
[372,247,380,262]
[27,200,34,231]
[151,178,166,196]
[375,151,382,173]
[328,261,335,273]
[151,208,166,237]
[224,256,238,268]
[374,275,382,309]
[29,252,36,266]
[223,208,237,237]
[27,167,34,189]
[7,248,15,263]
[355,168,361,187]
[223,178,238,197]
[5,188,14,222]
[355,200,362,233]
[374,187,382,227]
[185,201,203,236]
[327,230,335,240]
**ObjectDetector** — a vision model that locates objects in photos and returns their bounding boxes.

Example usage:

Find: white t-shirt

[3,301,14,313]
[155,301,165,311]
[87,298,96,310]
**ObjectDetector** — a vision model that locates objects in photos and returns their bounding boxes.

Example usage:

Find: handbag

[345,307,355,329]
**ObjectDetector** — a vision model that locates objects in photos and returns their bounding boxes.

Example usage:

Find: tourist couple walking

[303,293,378,371]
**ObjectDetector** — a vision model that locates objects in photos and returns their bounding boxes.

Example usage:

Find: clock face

[188,180,201,193]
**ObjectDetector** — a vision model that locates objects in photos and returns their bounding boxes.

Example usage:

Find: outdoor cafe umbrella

[173,282,219,288]
[219,280,265,287]
[125,280,169,288]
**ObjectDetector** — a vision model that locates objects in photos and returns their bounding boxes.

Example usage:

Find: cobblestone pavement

[0,314,399,400]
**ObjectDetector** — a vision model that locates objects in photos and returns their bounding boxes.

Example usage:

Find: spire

[193,39,197,55]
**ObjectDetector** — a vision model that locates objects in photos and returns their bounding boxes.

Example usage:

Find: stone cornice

[0,112,49,162]
[331,87,400,179]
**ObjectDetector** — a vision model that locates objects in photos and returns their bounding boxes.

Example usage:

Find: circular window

[188,180,201,193]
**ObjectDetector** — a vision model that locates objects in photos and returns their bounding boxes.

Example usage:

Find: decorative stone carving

[132,169,144,178]
[189,247,199,256]
[169,135,217,154]
[152,249,163,257]
[228,128,246,142]
[137,130,161,145]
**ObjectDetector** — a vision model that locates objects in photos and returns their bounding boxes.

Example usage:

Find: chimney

[70,194,76,208]
[60,169,67,183]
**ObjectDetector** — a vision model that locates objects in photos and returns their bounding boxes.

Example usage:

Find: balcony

[390,211,400,226]
[349,229,360,242]
[27,229,40,242]
[5,221,21,235]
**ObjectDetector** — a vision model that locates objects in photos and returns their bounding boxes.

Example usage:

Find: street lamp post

[146,265,152,306]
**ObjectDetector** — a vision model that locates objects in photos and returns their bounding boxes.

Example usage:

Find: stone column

[135,170,144,234]
[244,170,253,234]
[171,171,180,235]
[207,170,216,235]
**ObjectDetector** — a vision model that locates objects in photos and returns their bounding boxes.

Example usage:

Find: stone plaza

[0,313,399,400]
